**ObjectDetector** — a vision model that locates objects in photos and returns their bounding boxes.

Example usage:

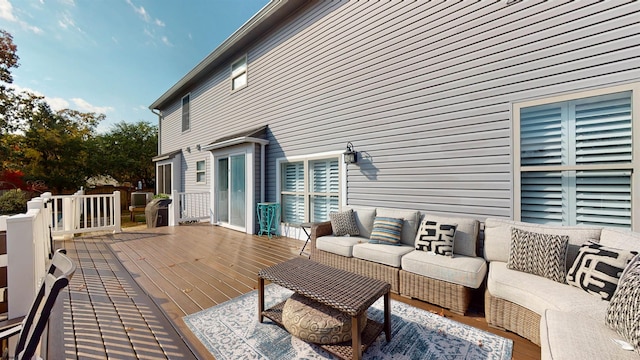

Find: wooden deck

[54,224,541,359]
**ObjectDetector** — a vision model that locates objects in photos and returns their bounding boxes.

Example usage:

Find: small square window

[196,160,206,183]
[231,56,247,91]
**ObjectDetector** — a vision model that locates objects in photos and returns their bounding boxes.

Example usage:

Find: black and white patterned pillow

[508,227,569,283]
[414,220,457,257]
[329,209,359,236]
[566,241,638,301]
[606,255,640,354]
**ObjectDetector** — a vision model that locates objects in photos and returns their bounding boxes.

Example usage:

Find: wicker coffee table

[258,257,391,360]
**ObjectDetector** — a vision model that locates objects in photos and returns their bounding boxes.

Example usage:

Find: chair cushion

[508,227,569,284]
[352,243,414,268]
[541,309,639,360]
[369,217,403,245]
[316,235,364,257]
[414,220,457,257]
[282,292,367,345]
[344,206,376,239]
[376,208,420,246]
[420,213,479,257]
[484,218,601,267]
[599,227,640,251]
[401,250,487,288]
[606,255,640,354]
[487,262,609,319]
[566,241,638,301]
[329,209,359,236]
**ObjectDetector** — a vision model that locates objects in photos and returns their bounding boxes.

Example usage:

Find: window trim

[512,82,640,229]
[196,160,206,184]
[276,150,345,224]
[230,55,248,91]
[181,93,190,132]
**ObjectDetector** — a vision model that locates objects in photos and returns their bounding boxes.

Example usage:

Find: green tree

[94,121,157,188]
[23,103,104,192]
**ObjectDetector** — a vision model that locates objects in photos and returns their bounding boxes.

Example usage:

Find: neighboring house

[149,0,640,236]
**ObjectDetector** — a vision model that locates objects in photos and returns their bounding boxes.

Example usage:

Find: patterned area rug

[183,284,513,360]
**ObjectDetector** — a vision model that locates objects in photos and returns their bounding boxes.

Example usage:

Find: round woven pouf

[282,292,368,345]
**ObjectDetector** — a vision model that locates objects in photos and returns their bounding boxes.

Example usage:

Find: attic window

[231,56,247,91]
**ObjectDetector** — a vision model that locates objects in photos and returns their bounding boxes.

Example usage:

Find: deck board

[53,224,540,359]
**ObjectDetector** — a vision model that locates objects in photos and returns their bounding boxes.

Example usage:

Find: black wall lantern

[344,142,358,164]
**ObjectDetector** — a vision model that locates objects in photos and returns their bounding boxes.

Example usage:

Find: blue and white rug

[183,284,513,360]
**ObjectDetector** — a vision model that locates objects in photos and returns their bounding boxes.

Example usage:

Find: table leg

[258,277,265,323]
[352,315,361,360]
[384,291,391,341]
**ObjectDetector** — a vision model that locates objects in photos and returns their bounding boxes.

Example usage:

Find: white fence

[170,191,211,225]
[49,190,122,236]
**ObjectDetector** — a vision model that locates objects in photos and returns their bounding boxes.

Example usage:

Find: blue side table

[257,202,281,238]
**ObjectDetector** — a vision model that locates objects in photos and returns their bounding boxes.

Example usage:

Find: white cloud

[0,0,16,21]
[0,0,43,34]
[161,36,171,46]
[71,98,114,114]
[8,83,69,110]
[154,18,164,27]
[57,11,83,33]
[59,0,75,5]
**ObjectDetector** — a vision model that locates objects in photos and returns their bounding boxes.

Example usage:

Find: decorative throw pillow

[606,256,640,354]
[369,217,403,245]
[508,227,569,283]
[329,209,359,236]
[414,219,458,257]
[566,241,638,301]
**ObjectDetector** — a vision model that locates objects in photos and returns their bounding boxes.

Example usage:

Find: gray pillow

[508,227,569,284]
[329,209,359,236]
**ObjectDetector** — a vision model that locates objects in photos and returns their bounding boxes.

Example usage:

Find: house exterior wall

[156,0,640,219]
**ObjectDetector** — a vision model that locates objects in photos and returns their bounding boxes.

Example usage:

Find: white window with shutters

[278,155,341,224]
[514,84,640,229]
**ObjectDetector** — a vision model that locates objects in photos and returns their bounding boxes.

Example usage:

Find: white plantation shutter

[310,159,339,222]
[519,91,633,228]
[281,162,304,224]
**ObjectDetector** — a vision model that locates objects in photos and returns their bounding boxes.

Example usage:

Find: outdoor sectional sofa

[310,208,640,358]
[483,218,640,359]
[309,206,487,315]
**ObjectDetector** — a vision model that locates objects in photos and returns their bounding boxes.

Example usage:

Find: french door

[217,154,246,230]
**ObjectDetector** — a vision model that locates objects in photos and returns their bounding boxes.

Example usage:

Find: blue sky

[0,0,269,132]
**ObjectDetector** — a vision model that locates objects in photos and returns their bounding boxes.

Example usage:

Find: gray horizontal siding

[157,0,640,219]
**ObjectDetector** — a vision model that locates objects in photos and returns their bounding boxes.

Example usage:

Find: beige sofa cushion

[483,218,602,269]
[344,206,376,239]
[376,208,420,246]
[599,228,640,251]
[487,262,608,319]
[541,309,638,360]
[316,235,365,257]
[352,243,414,268]
[401,250,487,288]
[420,213,479,257]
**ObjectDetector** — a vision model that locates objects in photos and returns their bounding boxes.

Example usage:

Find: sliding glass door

[217,154,246,229]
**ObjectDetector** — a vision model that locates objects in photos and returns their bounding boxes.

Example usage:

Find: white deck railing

[170,191,211,225]
[49,190,122,236]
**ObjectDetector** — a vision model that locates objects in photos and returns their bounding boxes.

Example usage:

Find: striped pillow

[369,217,403,245]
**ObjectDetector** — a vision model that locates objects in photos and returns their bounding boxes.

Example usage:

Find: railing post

[6,211,38,319]
[169,190,178,226]
[113,191,122,233]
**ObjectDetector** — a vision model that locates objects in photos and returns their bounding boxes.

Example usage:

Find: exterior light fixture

[344,142,357,164]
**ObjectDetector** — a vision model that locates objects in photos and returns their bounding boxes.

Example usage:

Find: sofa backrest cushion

[419,213,479,257]
[343,206,376,239]
[376,208,420,246]
[599,228,640,252]
[483,218,602,269]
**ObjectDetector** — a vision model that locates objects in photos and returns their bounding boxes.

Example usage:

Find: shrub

[0,189,28,215]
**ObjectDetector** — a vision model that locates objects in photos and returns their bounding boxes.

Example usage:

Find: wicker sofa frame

[484,291,541,345]
[310,221,473,315]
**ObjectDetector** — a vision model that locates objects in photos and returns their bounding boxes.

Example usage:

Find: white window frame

[181,93,190,132]
[513,82,640,229]
[196,160,206,184]
[231,55,247,91]
[276,150,346,224]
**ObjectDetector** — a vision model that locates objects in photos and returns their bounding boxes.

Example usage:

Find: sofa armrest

[310,221,332,250]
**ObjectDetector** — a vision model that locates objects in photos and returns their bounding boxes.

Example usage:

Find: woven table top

[258,257,391,316]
